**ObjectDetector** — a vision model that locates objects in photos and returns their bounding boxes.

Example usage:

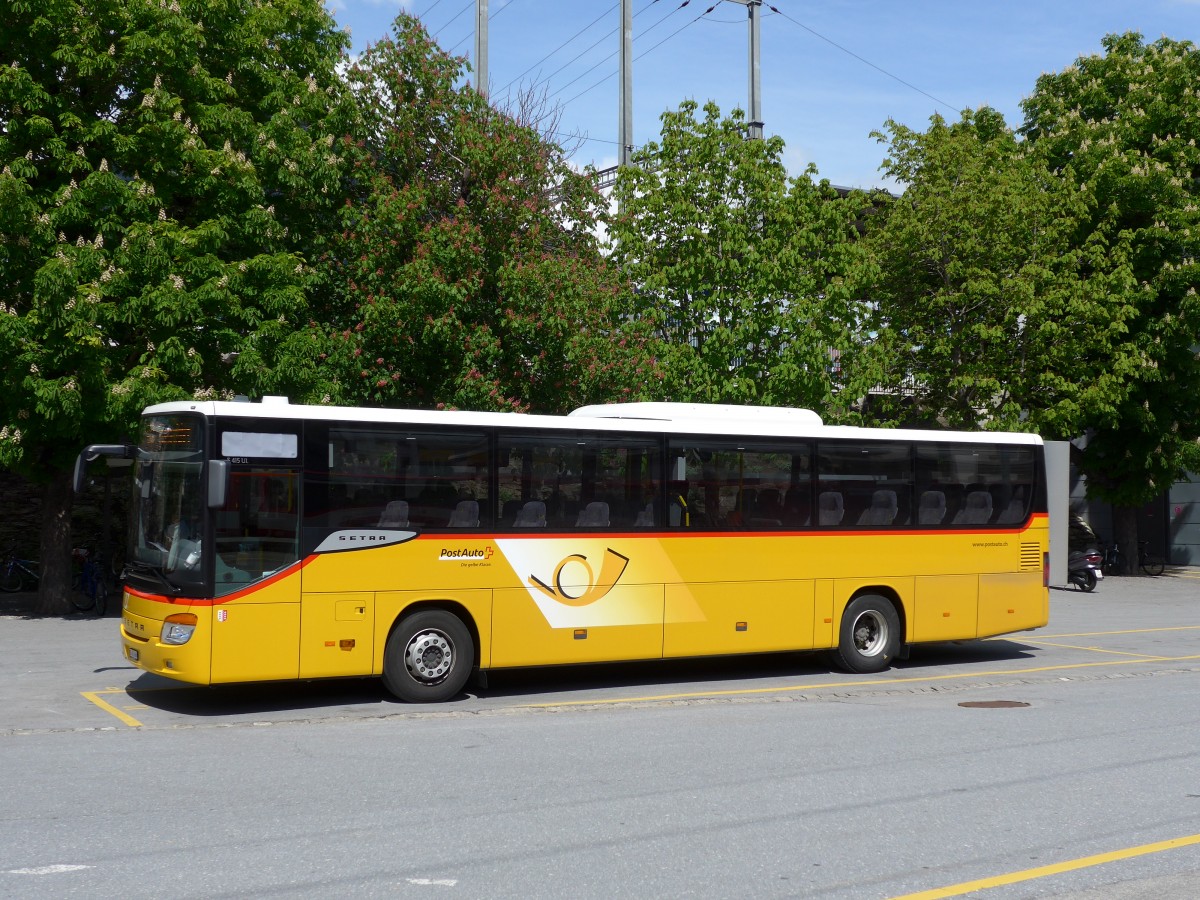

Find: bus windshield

[129,415,206,593]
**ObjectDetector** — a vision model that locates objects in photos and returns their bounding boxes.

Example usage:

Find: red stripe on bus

[125,556,316,606]
[415,511,1049,541]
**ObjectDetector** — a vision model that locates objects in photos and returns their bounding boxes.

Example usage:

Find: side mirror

[73,444,134,493]
[208,460,229,508]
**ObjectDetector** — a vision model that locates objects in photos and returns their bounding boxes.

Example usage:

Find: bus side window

[920,444,1035,529]
[818,440,912,529]
[498,432,658,531]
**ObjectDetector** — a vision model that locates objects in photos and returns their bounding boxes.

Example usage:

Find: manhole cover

[958,700,1031,709]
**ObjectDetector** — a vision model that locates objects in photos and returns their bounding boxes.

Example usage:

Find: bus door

[211,430,303,682]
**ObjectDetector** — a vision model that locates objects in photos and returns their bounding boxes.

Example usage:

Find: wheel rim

[851,609,889,657]
[404,629,455,684]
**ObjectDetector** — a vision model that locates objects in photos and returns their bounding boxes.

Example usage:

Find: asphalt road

[2,572,1199,899]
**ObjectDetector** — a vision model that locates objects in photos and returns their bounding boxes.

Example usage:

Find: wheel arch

[845,584,908,644]
[386,599,482,669]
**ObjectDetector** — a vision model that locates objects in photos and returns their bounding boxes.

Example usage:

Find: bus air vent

[1019,543,1041,571]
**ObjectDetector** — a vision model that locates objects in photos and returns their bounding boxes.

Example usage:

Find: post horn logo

[529,548,630,607]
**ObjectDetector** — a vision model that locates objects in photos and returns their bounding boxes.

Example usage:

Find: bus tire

[835,594,900,674]
[382,610,474,703]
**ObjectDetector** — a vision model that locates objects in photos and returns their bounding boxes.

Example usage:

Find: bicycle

[0,552,39,593]
[1100,542,1125,576]
[70,548,108,615]
[1137,541,1166,577]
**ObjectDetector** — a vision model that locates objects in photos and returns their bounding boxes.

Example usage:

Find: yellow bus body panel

[979,572,1047,637]
[210,569,300,683]
[120,592,212,685]
[492,584,664,667]
[664,580,816,657]
[913,575,980,642]
[120,514,1049,686]
[299,592,374,678]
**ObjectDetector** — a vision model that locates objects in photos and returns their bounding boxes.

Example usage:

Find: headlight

[161,613,198,645]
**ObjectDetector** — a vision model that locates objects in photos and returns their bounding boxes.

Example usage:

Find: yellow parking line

[1029,640,1174,660]
[81,690,143,728]
[1030,625,1200,639]
[890,833,1200,899]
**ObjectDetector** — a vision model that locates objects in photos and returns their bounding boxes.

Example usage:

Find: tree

[861,107,1135,434]
[608,100,871,416]
[1020,32,1200,566]
[0,0,351,613]
[317,15,656,413]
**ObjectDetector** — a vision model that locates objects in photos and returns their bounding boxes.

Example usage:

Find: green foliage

[1020,33,1200,506]
[861,107,1136,434]
[608,101,871,417]
[317,15,655,414]
[0,0,351,477]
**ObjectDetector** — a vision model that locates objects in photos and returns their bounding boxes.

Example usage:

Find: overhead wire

[765,2,958,113]
[494,4,619,97]
[429,1,952,158]
[521,0,670,100]
[432,0,474,43]
[551,1,717,115]
[446,0,522,54]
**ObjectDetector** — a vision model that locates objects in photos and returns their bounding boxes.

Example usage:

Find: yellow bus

[76,398,1049,702]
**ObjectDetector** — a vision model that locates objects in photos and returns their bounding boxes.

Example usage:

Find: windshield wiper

[125,560,181,596]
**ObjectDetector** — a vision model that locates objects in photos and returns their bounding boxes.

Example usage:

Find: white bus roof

[141,397,1043,445]
[571,402,824,427]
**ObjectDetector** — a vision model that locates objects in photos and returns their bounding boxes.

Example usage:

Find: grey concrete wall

[1168,479,1200,566]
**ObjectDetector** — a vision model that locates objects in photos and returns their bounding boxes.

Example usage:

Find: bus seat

[750,488,784,526]
[513,500,547,527]
[448,500,480,527]
[917,490,946,525]
[634,502,655,527]
[857,489,897,527]
[996,487,1027,525]
[818,491,843,526]
[730,488,756,525]
[378,500,409,528]
[954,491,993,525]
[783,487,811,526]
[575,501,610,528]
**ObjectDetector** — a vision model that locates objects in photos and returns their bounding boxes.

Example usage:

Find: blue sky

[326,0,1198,189]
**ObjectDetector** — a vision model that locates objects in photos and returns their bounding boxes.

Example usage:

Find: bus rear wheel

[383,610,474,703]
[835,594,900,674]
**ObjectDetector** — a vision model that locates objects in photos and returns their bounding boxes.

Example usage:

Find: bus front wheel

[835,595,900,674]
[383,610,474,703]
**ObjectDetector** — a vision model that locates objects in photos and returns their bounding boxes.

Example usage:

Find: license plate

[128,647,139,661]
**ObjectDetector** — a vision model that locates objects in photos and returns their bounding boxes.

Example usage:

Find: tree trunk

[35,469,75,616]
[1112,504,1140,577]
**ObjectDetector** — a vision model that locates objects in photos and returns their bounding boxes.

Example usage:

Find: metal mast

[747,0,762,138]
[475,0,489,98]
[728,0,763,138]
[619,0,634,165]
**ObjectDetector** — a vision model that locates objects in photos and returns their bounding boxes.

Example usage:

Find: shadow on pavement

[118,638,1038,718]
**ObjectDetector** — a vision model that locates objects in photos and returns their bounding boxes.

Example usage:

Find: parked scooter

[1067,547,1103,592]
